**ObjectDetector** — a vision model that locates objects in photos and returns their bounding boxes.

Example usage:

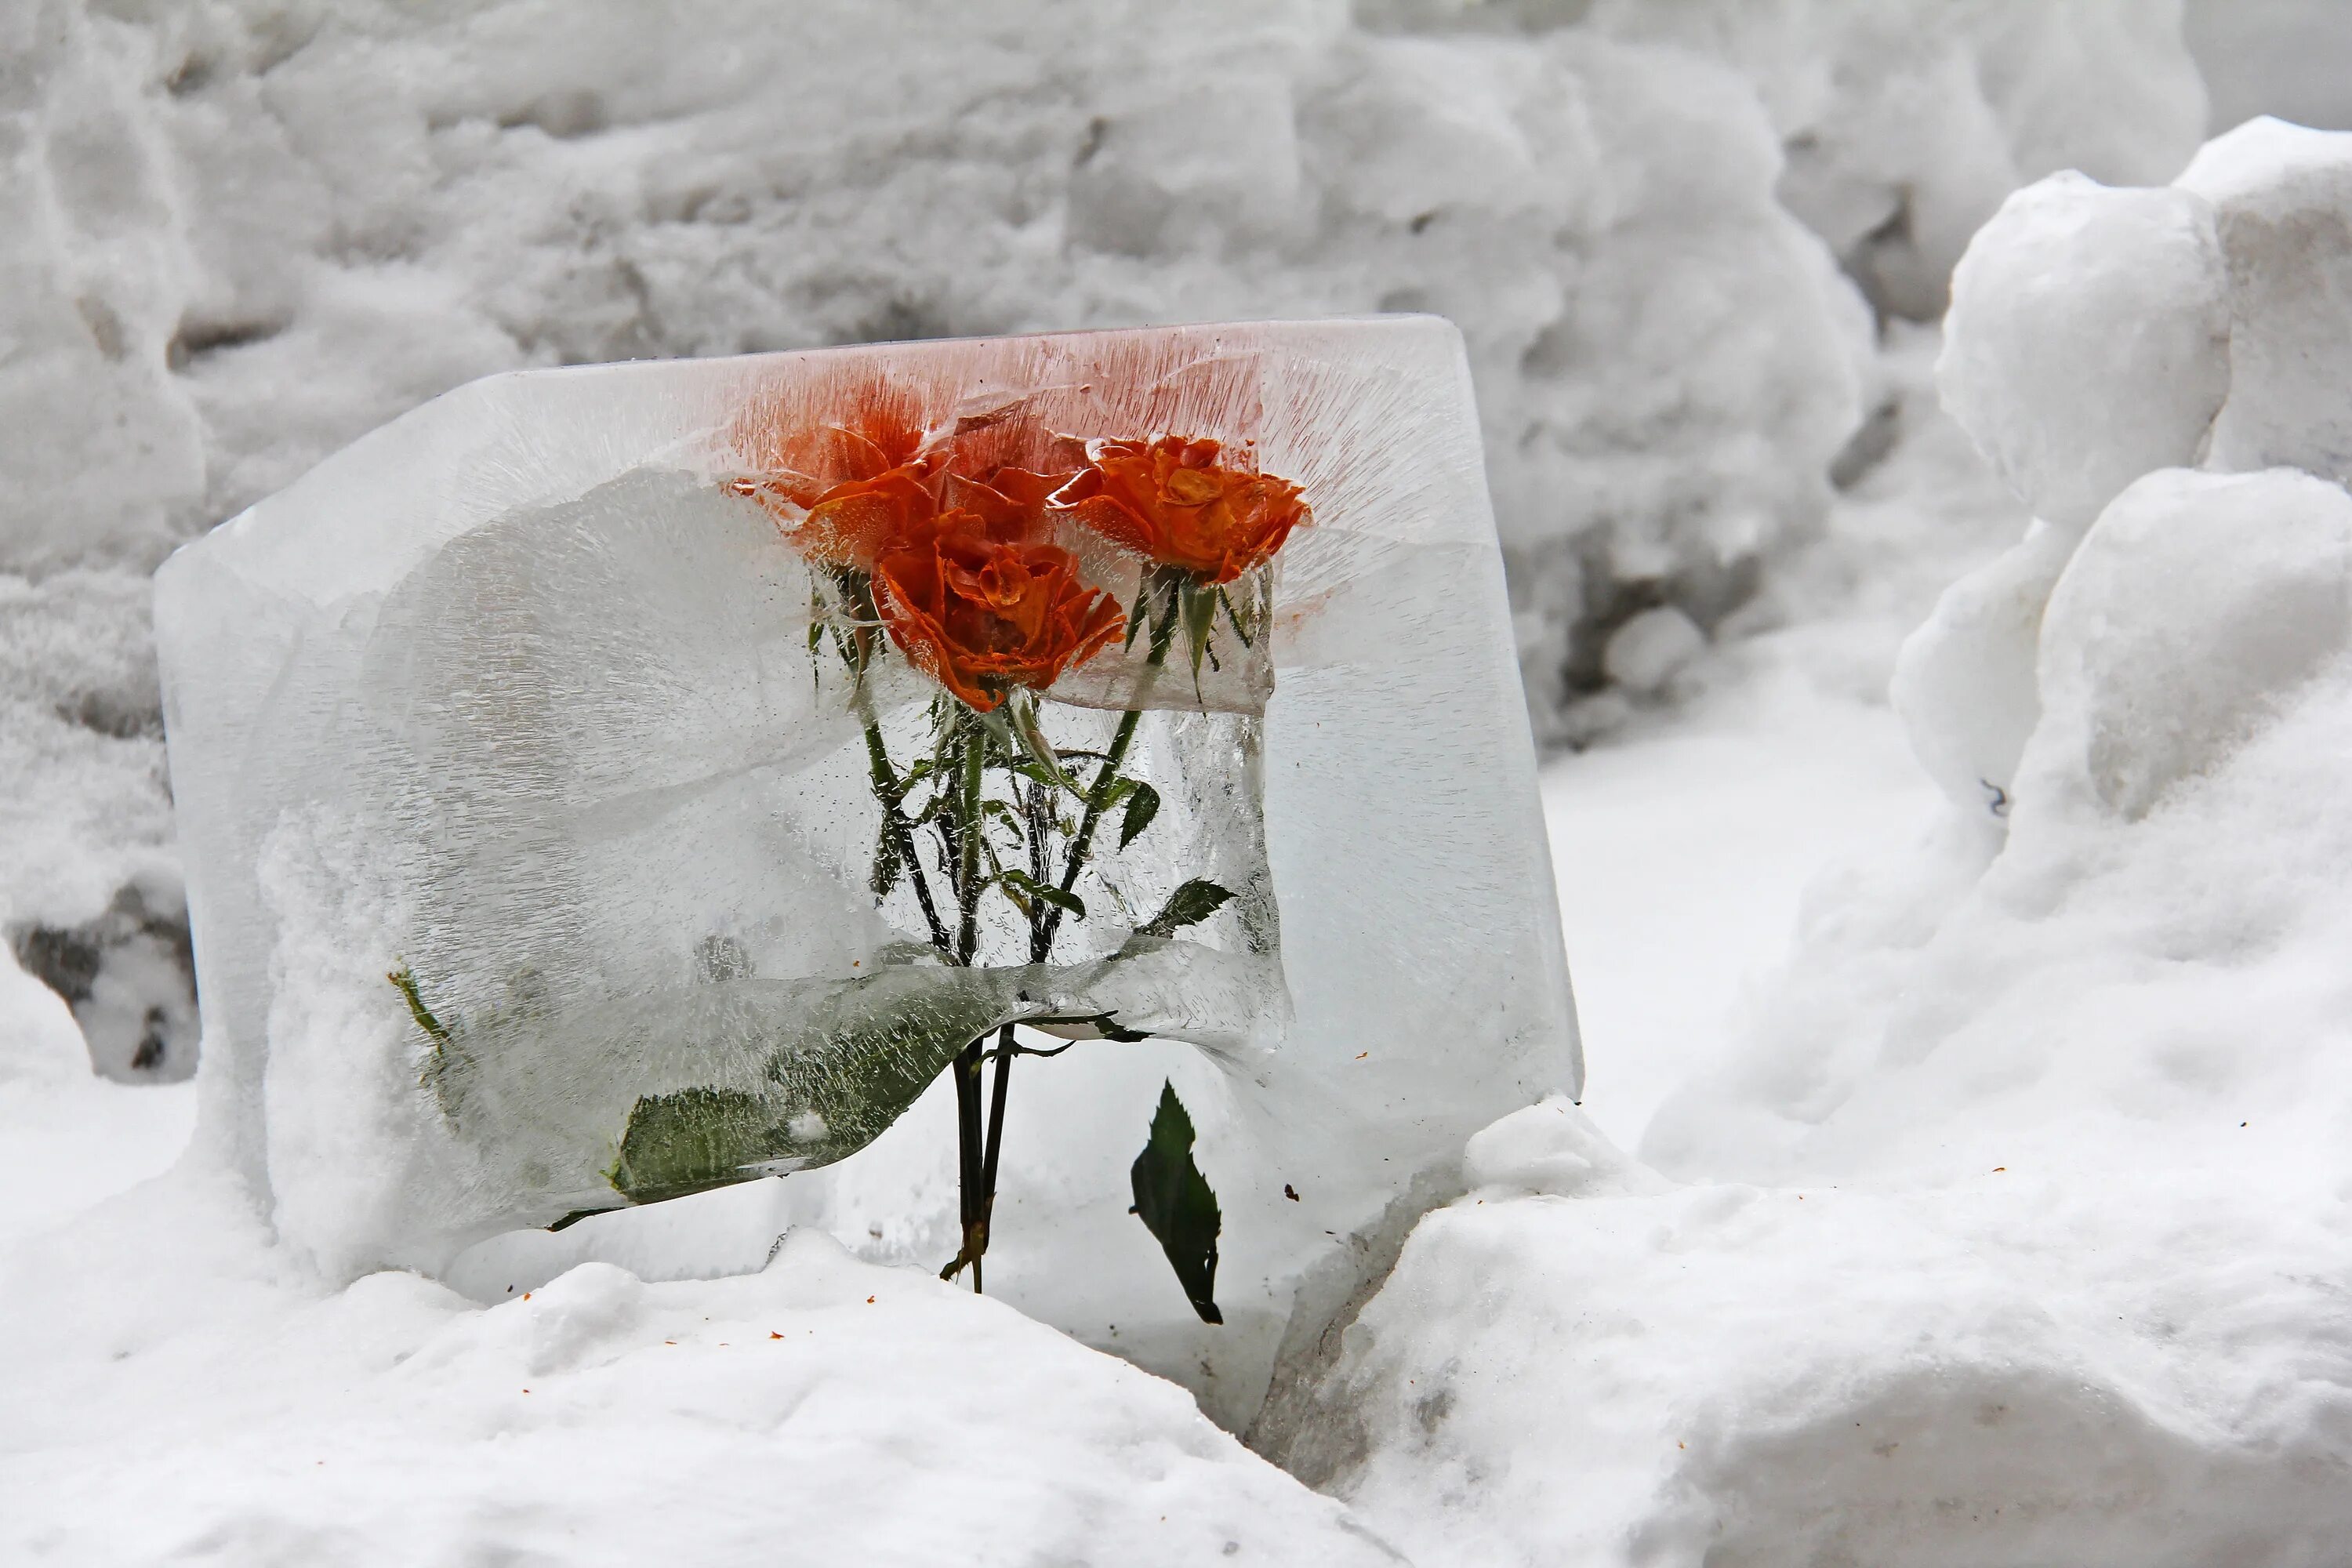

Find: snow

[1936,172,2230,532]
[2187,0,2352,135]
[2179,118,2352,481]
[2,1174,1403,1566]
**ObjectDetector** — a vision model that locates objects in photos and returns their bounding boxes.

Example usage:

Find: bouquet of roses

[717,384,1308,1313]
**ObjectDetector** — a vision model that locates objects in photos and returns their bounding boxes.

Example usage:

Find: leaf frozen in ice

[1130,1080,1222,1325]
[1136,878,1233,938]
[1118,781,1161,849]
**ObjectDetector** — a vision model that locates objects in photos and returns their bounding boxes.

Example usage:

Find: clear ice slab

[156,318,1580,1427]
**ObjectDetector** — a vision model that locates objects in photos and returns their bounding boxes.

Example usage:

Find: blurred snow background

[9,1,2352,1563]
[0,0,2225,1080]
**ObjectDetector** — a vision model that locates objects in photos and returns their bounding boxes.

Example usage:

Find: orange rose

[1056,436,1308,583]
[793,463,939,568]
[732,391,942,568]
[871,510,1125,711]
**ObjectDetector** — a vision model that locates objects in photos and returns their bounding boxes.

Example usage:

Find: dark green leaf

[1001,869,1083,919]
[1130,1080,1222,1324]
[1136,878,1232,938]
[1117,782,1161,851]
[608,1087,775,1207]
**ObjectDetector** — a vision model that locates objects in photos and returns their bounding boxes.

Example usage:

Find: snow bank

[2,1,2206,744]
[0,570,195,1080]
[1279,120,2352,1563]
[1586,0,2207,320]
[0,1156,1399,1565]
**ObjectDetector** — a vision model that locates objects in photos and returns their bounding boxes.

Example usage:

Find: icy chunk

[2179,118,2352,482]
[2031,466,2352,820]
[155,318,1580,1428]
[1937,172,2231,529]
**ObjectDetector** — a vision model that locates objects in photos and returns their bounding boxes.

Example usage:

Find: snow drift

[1276,117,2352,1567]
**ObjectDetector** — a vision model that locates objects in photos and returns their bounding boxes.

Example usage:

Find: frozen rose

[871,510,1124,711]
[1057,436,1308,584]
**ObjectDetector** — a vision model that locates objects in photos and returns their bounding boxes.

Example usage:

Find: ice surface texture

[157,315,1579,1425]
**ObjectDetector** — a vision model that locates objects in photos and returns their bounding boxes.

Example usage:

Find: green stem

[978,1020,1016,1259]
[946,573,1187,1293]
[948,708,990,1290]
[1043,577,1181,951]
[856,692,950,956]
[953,709,985,967]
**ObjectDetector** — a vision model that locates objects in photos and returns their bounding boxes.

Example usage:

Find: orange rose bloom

[732,394,942,568]
[871,510,1125,712]
[1057,436,1308,583]
[794,463,938,568]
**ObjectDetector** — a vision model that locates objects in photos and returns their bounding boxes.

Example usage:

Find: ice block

[155,317,1579,1426]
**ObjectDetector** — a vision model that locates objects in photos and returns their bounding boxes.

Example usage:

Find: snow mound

[0,1165,1402,1566]
[1288,120,2352,1564]
[2180,118,2352,480]
[1906,121,2352,819]
[1936,173,2230,531]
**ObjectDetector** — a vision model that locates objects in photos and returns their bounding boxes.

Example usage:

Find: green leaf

[603,971,1008,1207]
[1010,692,1080,791]
[608,1087,775,1207]
[1136,878,1232,938]
[1000,869,1084,920]
[1183,579,1217,682]
[1130,1080,1222,1324]
[1117,782,1161,851]
[387,965,450,1045]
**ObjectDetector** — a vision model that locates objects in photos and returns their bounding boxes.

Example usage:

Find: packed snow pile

[1272,118,2352,1566]
[0,1163,1403,1566]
